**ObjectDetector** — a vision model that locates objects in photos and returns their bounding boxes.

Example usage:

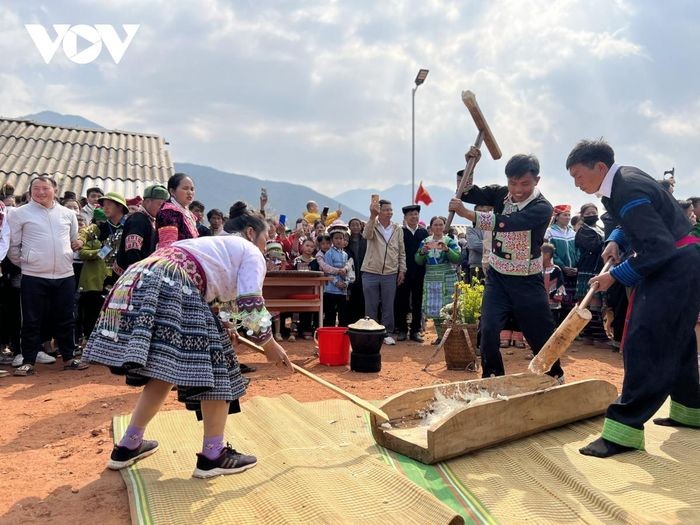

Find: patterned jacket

[461,185,553,276]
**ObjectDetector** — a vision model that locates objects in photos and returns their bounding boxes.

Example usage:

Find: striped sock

[118,425,145,450]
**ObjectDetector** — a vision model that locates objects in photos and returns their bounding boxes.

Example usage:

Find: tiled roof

[0,118,174,199]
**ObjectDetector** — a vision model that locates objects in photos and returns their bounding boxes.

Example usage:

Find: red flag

[415,181,433,206]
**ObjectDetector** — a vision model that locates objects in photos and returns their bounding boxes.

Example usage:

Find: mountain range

[15,110,463,224]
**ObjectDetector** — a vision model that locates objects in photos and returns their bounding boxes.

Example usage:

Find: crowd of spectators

[0,172,697,378]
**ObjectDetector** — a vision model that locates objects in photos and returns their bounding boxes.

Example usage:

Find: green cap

[143,185,169,200]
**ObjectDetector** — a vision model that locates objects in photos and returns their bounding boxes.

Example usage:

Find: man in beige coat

[361,199,406,345]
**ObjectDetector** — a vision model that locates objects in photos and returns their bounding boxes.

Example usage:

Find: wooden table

[263,271,329,319]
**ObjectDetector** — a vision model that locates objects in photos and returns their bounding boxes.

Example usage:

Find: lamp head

[414,68,429,86]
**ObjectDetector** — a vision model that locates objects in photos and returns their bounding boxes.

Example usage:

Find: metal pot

[347,317,386,355]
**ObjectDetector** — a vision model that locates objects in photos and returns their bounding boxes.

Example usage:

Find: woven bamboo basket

[441,320,478,371]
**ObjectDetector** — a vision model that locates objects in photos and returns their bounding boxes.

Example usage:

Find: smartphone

[321,206,329,216]
[279,214,286,225]
[261,188,267,197]
[371,194,379,205]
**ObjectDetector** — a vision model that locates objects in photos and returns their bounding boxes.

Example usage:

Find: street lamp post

[412,68,429,204]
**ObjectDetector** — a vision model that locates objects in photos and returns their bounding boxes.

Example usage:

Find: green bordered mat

[112,395,466,525]
[114,397,700,525]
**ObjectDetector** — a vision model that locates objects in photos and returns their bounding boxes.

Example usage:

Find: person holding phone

[415,216,461,343]
[303,200,342,227]
[361,198,406,345]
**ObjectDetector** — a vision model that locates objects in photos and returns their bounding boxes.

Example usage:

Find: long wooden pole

[445,130,483,229]
[237,335,390,422]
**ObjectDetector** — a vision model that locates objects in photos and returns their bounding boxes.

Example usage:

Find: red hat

[126,196,143,207]
[553,204,571,215]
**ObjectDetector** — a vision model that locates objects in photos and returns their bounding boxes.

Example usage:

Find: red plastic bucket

[314,327,350,366]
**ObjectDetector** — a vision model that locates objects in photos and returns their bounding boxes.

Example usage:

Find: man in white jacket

[8,176,88,376]
[0,201,8,262]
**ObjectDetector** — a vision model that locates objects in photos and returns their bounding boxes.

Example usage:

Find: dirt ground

[0,334,624,525]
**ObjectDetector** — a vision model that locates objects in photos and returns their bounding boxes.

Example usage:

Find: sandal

[513,341,526,349]
[499,340,511,348]
[14,363,35,376]
[0,369,10,377]
[63,359,89,371]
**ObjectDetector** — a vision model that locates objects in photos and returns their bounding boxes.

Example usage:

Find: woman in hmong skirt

[415,216,462,344]
[544,204,578,322]
[83,208,292,479]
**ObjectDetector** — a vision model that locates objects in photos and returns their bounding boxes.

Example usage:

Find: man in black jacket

[568,139,700,458]
[449,151,563,380]
[112,184,170,275]
[395,205,429,342]
[114,185,168,276]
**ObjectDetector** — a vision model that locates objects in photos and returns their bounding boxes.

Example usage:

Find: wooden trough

[370,373,618,464]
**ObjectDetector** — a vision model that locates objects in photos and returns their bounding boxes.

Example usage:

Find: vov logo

[25,24,139,64]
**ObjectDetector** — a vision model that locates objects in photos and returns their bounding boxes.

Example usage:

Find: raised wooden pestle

[529,260,613,374]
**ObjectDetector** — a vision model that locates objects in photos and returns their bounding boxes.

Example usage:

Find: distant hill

[18,110,105,130]
[174,162,367,222]
[335,183,470,225]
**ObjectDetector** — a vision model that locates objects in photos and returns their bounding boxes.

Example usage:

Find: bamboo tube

[529,261,613,374]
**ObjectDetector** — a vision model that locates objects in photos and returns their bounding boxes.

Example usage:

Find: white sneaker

[383,336,396,346]
[36,351,56,364]
[12,354,24,367]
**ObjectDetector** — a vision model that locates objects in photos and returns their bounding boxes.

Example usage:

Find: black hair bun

[229,201,249,219]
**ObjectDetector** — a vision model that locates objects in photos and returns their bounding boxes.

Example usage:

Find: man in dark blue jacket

[395,205,429,342]
[567,139,700,458]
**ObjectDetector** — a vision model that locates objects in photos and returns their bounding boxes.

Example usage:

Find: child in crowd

[315,234,332,263]
[303,200,341,227]
[293,238,317,271]
[292,238,319,338]
[322,222,354,327]
[541,243,566,326]
[264,242,288,341]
